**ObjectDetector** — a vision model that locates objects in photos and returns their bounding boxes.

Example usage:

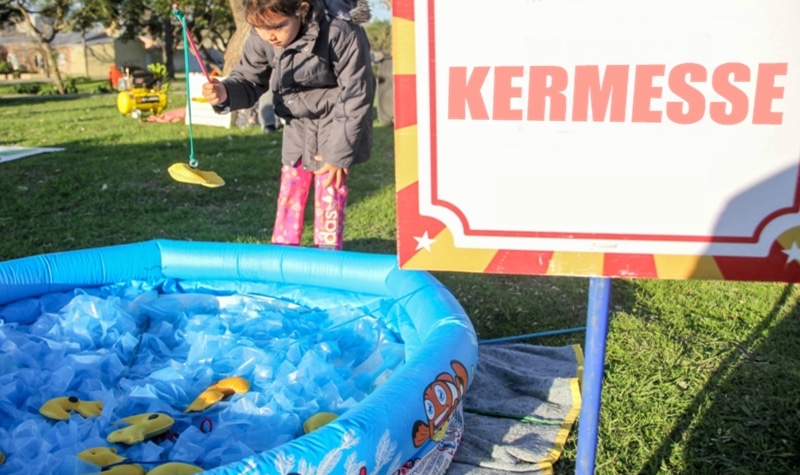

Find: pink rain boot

[271,163,313,246]
[313,172,348,250]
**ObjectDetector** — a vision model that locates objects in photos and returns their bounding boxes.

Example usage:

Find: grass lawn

[1,91,798,474]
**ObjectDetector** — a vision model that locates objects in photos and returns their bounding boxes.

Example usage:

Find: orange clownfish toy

[412,360,469,447]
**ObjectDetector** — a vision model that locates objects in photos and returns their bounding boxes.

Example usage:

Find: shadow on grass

[635,284,800,474]
[346,237,397,254]
[640,161,800,474]
[0,94,99,107]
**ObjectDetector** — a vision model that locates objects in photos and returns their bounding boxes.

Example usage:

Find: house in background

[0,15,222,81]
[0,21,160,80]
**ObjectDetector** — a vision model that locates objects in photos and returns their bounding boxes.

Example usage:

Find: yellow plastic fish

[39,396,103,420]
[0,450,5,464]
[147,462,204,474]
[77,447,145,475]
[106,413,175,445]
[168,162,224,188]
[303,412,339,434]
[185,376,250,413]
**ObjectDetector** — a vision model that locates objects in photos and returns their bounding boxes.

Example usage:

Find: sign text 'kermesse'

[448,63,788,125]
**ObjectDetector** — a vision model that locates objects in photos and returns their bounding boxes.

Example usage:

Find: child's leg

[271,162,313,246]
[313,173,348,250]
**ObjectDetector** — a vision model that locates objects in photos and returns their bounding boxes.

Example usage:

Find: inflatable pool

[0,240,478,474]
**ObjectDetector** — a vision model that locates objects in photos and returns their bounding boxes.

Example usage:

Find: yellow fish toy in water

[77,447,145,475]
[106,413,175,445]
[185,376,250,413]
[39,396,103,420]
[147,462,204,474]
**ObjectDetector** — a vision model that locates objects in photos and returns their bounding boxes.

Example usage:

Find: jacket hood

[321,0,371,24]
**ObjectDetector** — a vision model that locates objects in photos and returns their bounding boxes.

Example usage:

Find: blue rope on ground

[478,326,587,345]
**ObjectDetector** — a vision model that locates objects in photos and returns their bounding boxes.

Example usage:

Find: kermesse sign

[394,0,800,283]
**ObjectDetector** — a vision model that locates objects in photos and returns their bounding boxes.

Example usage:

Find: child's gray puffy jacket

[217,5,375,172]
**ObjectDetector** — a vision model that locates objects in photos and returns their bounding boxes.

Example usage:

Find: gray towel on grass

[446,344,583,474]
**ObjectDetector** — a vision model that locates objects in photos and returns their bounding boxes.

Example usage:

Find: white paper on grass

[0,146,65,163]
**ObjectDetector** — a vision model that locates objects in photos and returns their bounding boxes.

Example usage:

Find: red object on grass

[109,65,123,89]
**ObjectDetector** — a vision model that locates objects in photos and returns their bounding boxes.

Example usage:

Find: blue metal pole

[576,276,612,475]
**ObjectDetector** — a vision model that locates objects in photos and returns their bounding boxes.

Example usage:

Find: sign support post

[576,277,612,474]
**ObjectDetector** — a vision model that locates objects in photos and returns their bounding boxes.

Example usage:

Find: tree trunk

[41,46,50,76]
[223,0,249,76]
[16,7,65,93]
[163,17,175,79]
[81,30,89,77]
[41,41,66,94]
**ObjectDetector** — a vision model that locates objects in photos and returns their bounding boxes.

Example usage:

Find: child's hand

[314,157,348,189]
[202,79,228,106]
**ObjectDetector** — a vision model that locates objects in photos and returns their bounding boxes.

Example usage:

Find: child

[202,0,374,250]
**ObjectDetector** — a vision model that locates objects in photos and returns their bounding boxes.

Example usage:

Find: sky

[370,0,391,21]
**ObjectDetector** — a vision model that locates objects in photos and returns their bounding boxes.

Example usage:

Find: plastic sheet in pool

[0,279,406,474]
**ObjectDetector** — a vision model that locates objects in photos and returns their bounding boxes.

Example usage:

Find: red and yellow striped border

[392,0,800,283]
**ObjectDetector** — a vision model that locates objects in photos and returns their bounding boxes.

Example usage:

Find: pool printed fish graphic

[412,360,469,447]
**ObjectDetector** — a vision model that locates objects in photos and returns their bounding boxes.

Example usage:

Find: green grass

[1,93,799,474]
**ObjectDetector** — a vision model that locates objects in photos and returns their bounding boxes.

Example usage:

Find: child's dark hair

[243,0,315,26]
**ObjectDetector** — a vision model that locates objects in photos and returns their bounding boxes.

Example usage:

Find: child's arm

[202,78,228,106]
[322,21,376,170]
[211,29,273,112]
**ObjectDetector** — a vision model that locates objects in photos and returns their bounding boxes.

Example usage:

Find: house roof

[0,27,111,47]
[52,28,111,47]
[0,31,31,46]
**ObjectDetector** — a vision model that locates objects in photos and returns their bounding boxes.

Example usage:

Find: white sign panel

[394,0,800,281]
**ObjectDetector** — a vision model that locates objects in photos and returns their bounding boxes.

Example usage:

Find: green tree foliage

[75,0,117,30]
[0,0,23,27]
[115,0,233,77]
[364,19,391,54]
